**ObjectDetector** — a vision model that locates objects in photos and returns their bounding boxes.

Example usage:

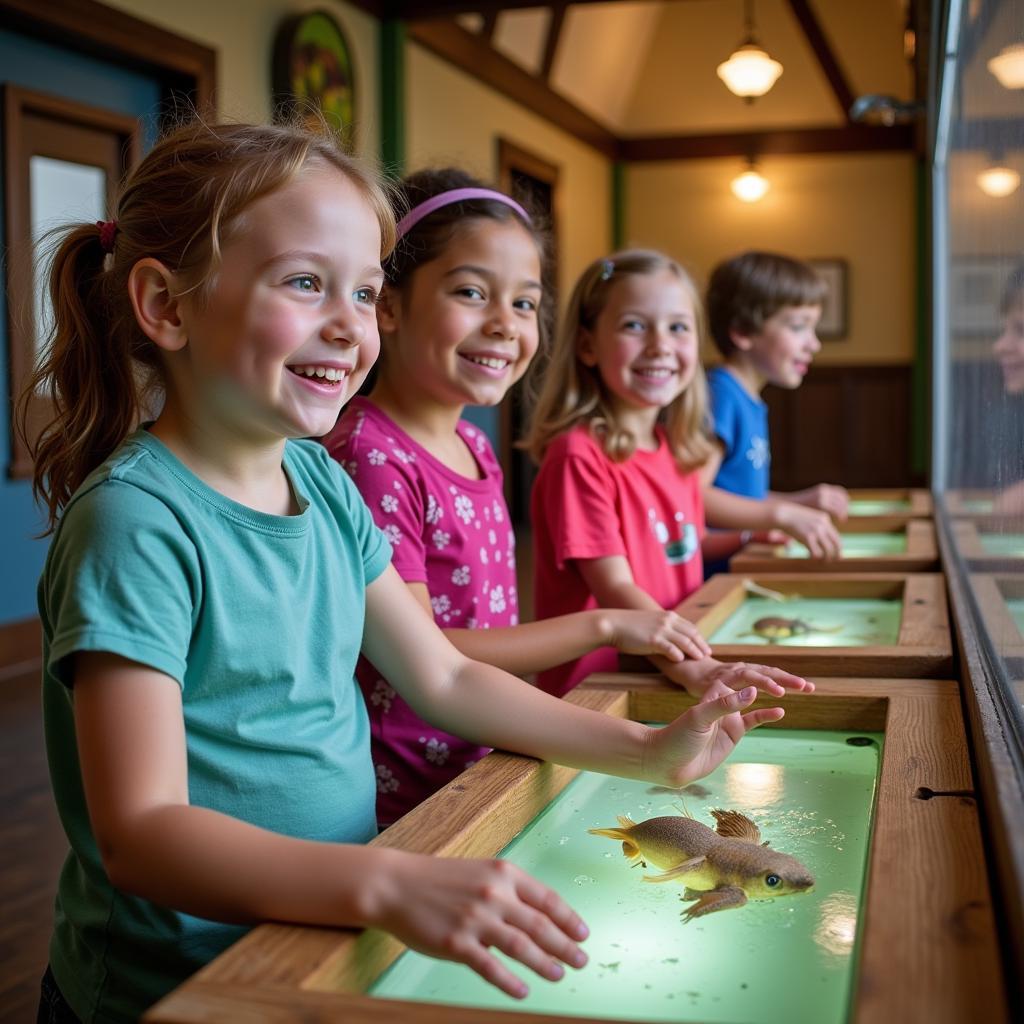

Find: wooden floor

[0,659,65,1023]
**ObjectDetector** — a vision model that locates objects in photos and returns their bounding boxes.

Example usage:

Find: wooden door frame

[495,137,560,517]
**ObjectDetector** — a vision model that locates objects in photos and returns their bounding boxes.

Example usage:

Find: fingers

[754,664,815,693]
[685,685,759,730]
[669,620,711,660]
[740,705,786,731]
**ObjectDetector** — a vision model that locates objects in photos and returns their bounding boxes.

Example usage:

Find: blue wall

[0,29,161,624]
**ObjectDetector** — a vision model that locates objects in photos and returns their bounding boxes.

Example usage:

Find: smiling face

[578,269,699,441]
[378,218,542,410]
[172,161,384,444]
[734,303,822,390]
[993,300,1024,394]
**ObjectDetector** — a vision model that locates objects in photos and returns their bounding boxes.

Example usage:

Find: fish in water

[739,616,844,644]
[588,809,814,921]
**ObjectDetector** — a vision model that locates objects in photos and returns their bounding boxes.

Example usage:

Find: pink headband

[396,188,531,239]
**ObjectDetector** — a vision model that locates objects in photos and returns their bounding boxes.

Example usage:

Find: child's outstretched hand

[789,483,850,521]
[603,609,711,662]
[642,686,785,787]
[773,501,843,558]
[658,654,814,700]
[371,850,588,999]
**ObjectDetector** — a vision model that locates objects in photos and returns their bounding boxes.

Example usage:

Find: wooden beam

[481,10,498,45]
[406,18,619,158]
[394,0,699,16]
[785,0,856,120]
[620,124,915,161]
[541,3,567,83]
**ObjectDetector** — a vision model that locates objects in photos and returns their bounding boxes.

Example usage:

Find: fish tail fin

[642,854,707,884]
[587,827,628,841]
[616,815,637,828]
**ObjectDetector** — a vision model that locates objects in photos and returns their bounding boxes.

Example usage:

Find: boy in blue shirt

[702,251,847,573]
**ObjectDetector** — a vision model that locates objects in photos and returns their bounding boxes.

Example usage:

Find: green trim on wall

[611,160,626,250]
[379,19,405,176]
[911,157,930,481]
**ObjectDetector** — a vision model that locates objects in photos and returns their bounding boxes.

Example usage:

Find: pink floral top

[324,398,519,826]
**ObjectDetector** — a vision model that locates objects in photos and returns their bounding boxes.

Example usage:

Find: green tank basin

[776,533,907,559]
[847,499,911,516]
[370,729,881,1024]
[1006,598,1024,636]
[707,597,903,647]
[979,534,1024,558]
[960,499,994,514]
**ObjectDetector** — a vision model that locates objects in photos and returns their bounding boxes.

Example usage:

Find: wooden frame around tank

[145,677,1004,1024]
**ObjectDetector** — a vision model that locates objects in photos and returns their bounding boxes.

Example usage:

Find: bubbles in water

[572,874,595,886]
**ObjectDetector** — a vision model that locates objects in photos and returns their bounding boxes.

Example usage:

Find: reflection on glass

[943,0,1024,732]
[30,156,106,361]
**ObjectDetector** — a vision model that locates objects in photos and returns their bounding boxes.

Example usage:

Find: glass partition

[936,0,1024,713]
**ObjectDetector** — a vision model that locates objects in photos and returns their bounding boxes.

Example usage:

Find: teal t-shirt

[40,430,391,1023]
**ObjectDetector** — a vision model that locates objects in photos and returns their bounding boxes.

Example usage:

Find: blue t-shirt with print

[708,366,771,498]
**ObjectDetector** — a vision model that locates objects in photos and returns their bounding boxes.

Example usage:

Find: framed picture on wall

[272,10,356,147]
[807,258,848,340]
[949,255,1012,336]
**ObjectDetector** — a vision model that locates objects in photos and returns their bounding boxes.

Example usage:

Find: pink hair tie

[97,220,117,254]
[396,188,531,240]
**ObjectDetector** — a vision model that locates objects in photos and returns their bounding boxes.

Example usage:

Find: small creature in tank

[739,616,844,644]
[589,809,814,921]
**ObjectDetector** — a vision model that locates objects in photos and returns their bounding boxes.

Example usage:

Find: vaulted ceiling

[355,0,925,158]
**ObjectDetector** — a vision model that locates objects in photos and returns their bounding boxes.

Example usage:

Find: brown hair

[706,251,828,357]
[19,118,395,532]
[385,166,554,354]
[523,249,713,472]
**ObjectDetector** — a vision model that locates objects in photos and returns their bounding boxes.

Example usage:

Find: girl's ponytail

[18,221,155,532]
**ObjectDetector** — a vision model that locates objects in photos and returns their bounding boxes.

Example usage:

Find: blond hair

[20,118,396,532]
[523,249,713,471]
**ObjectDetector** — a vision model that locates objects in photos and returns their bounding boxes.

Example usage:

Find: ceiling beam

[406,18,619,157]
[620,124,915,161]
[784,0,856,121]
[393,0,700,16]
[541,3,568,82]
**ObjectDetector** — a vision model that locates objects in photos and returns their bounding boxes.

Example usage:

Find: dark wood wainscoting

[765,364,915,490]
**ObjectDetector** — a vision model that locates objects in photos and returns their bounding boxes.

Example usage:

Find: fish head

[746,851,815,899]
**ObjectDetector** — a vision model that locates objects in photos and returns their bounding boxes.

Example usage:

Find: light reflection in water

[814,890,858,959]
[724,762,785,806]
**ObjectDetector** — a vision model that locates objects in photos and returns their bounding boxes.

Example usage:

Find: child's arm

[703,485,842,558]
[364,566,782,784]
[701,529,790,566]
[402,581,711,672]
[73,650,587,999]
[771,484,850,521]
[573,556,811,697]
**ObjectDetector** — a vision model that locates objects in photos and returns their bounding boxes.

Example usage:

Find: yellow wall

[405,43,613,297]
[626,153,918,365]
[102,0,381,160]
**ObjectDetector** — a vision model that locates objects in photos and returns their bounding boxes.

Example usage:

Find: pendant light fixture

[977,163,1021,198]
[988,43,1024,89]
[717,0,783,102]
[731,159,770,202]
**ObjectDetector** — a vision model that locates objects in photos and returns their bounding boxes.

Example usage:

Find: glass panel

[29,155,106,365]
[937,0,1024,720]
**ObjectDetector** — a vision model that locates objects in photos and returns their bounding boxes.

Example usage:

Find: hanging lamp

[717,0,783,102]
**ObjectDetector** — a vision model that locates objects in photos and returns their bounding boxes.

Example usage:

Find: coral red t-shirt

[531,425,704,696]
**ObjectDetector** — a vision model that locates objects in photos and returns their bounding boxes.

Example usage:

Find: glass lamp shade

[717,43,783,98]
[977,165,1021,197]
[987,44,1024,89]
[731,168,770,202]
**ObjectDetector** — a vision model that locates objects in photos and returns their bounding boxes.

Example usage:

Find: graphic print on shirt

[649,508,699,566]
[746,435,770,470]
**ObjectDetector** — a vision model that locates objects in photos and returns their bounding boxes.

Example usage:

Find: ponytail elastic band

[97,220,118,254]
[396,188,531,240]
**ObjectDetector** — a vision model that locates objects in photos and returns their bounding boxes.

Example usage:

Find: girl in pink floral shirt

[324,169,712,826]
